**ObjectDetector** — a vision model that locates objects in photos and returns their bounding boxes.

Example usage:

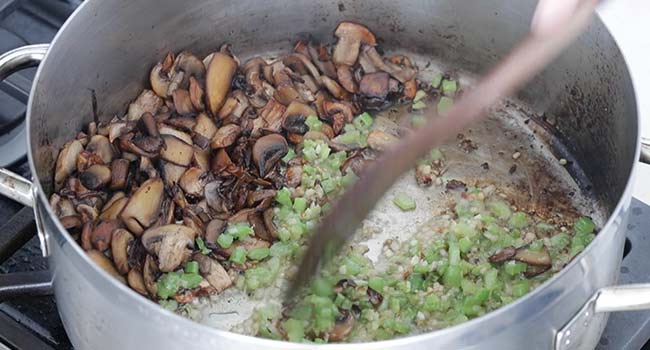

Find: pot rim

[24,1,642,347]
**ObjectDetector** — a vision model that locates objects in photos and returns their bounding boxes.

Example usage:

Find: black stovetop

[0,1,649,349]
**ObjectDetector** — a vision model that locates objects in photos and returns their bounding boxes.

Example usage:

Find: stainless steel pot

[0,0,649,349]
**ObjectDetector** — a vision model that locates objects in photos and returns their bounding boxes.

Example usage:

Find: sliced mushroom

[178,167,207,198]
[87,250,125,284]
[141,224,196,272]
[332,21,377,66]
[193,112,218,143]
[285,165,302,188]
[86,135,114,164]
[360,72,390,100]
[150,60,172,97]
[210,124,241,149]
[110,158,130,190]
[60,215,82,231]
[248,211,273,242]
[55,140,84,190]
[205,219,226,245]
[193,253,232,292]
[514,247,552,266]
[160,135,193,166]
[308,42,338,79]
[172,51,206,89]
[112,228,134,275]
[127,268,148,295]
[143,254,159,297]
[204,180,225,212]
[366,130,399,151]
[281,53,322,85]
[99,196,128,220]
[263,208,278,239]
[321,76,348,100]
[162,161,186,187]
[252,134,288,177]
[323,100,354,123]
[489,246,517,263]
[91,219,123,251]
[282,102,316,134]
[80,164,111,190]
[329,309,355,342]
[120,178,164,235]
[172,89,197,115]
[127,90,163,121]
[218,90,250,122]
[336,64,358,93]
[259,99,286,133]
[189,76,205,112]
[206,52,237,116]
[524,264,552,278]
[159,124,193,144]
[362,46,417,83]
[193,146,211,172]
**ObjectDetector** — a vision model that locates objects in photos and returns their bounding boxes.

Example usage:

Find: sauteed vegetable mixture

[49,21,596,342]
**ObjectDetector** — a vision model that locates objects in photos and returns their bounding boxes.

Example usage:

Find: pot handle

[0,44,50,256]
[555,283,650,350]
[642,138,650,164]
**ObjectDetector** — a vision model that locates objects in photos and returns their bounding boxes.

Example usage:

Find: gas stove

[0,1,648,349]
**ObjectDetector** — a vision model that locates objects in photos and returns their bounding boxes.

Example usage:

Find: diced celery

[453,222,477,237]
[157,272,182,300]
[248,247,270,261]
[503,261,527,276]
[512,280,530,297]
[179,273,202,289]
[283,319,305,342]
[292,197,307,213]
[488,200,512,220]
[353,112,374,130]
[412,100,427,110]
[550,233,571,250]
[229,246,247,265]
[423,293,441,312]
[413,263,430,274]
[441,79,458,96]
[529,240,544,251]
[393,192,416,211]
[305,115,323,131]
[536,221,554,233]
[270,241,298,257]
[508,212,530,229]
[437,96,454,113]
[570,244,585,257]
[184,261,199,274]
[275,187,292,207]
[226,223,254,240]
[574,216,596,235]
[195,237,211,255]
[484,268,499,290]
[303,204,322,221]
[244,267,271,291]
[443,265,462,288]
[368,276,386,293]
[413,90,427,102]
[429,148,443,161]
[461,279,477,295]
[337,129,362,145]
[458,237,473,253]
[430,73,443,88]
[217,234,234,248]
[290,303,313,321]
[159,299,179,311]
[408,273,425,291]
[411,115,427,128]
[311,277,334,297]
[321,178,338,194]
[282,148,296,163]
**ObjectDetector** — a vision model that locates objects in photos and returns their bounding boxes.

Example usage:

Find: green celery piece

[393,192,416,211]
[411,115,427,128]
[512,280,530,297]
[423,293,441,311]
[282,148,296,163]
[292,197,307,213]
[156,272,181,300]
[275,187,292,207]
[305,115,323,131]
[437,96,454,113]
[412,100,427,110]
[311,277,334,297]
[353,112,374,130]
[487,200,512,220]
[413,90,427,102]
[229,246,247,264]
[508,212,530,229]
[282,319,305,342]
[184,261,199,274]
[225,223,254,240]
[550,233,571,249]
[216,234,234,249]
[368,276,386,292]
[248,247,271,261]
[574,216,596,235]
[195,237,211,255]
[179,273,202,289]
[430,72,443,88]
[443,265,462,288]
[441,79,458,96]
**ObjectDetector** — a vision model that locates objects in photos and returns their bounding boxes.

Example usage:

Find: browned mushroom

[159,124,193,144]
[127,268,148,295]
[285,165,303,188]
[91,219,123,251]
[172,89,197,115]
[172,52,206,89]
[110,158,130,190]
[127,90,163,121]
[193,113,218,146]
[336,64,358,93]
[359,72,390,101]
[143,254,159,297]
[329,309,355,342]
[489,246,517,263]
[514,247,552,266]
[205,219,226,245]
[54,140,84,190]
[206,52,237,116]
[210,124,241,149]
[260,99,286,133]
[248,211,273,242]
[204,180,225,212]
[160,135,194,166]
[141,224,196,272]
[87,250,126,284]
[86,135,114,164]
[178,167,207,198]
[366,130,399,151]
[362,46,417,83]
[263,208,278,239]
[332,21,377,66]
[80,164,111,190]
[120,178,164,235]
[112,228,134,275]
[60,215,83,231]
[150,55,173,98]
[321,76,348,100]
[188,76,205,112]
[524,264,552,278]
[162,161,187,187]
[252,134,288,177]
[282,102,316,134]
[193,146,211,172]
[99,195,128,220]
[281,53,322,85]
[323,100,354,123]
[193,253,232,292]
[218,90,250,122]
